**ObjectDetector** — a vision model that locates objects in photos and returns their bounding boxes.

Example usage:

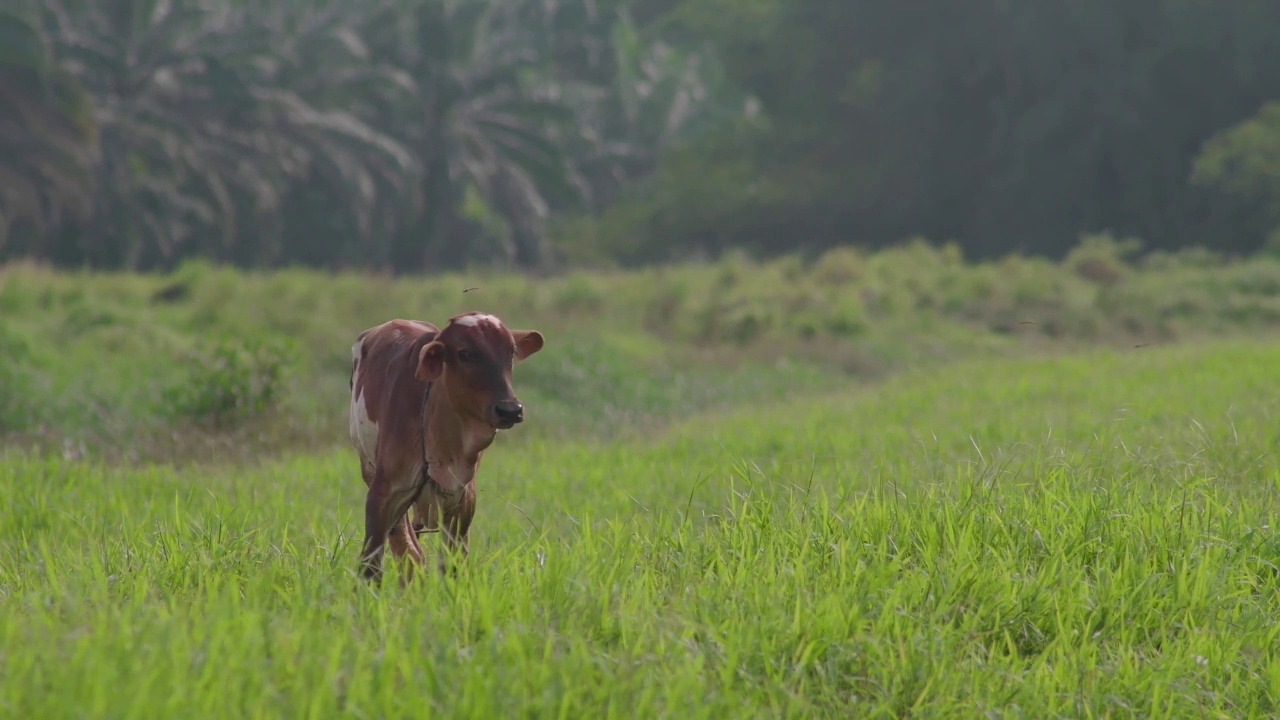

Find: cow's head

[414,312,544,429]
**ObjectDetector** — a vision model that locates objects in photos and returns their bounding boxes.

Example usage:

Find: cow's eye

[457,349,473,362]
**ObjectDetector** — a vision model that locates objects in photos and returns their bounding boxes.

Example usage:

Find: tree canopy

[3,0,1280,271]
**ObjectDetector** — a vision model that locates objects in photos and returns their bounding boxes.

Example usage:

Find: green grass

[3,337,1280,717]
[4,243,1280,715]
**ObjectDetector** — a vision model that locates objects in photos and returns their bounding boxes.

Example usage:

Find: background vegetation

[2,237,1279,465]
[7,1,1280,715]
[6,0,1280,272]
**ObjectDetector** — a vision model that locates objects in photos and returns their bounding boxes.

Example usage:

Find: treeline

[3,0,1280,272]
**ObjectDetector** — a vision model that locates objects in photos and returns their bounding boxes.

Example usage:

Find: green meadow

[3,242,1280,717]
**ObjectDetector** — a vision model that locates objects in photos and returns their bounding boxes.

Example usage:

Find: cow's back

[348,319,439,468]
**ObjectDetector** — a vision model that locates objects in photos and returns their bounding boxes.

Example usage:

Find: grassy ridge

[2,339,1279,716]
[3,237,1280,464]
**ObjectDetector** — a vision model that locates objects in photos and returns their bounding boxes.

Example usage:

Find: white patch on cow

[453,313,500,328]
[349,390,379,469]
[348,336,379,471]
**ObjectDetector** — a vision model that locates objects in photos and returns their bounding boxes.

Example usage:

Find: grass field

[3,246,1280,716]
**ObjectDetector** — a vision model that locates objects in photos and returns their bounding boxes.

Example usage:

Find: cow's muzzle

[493,399,524,428]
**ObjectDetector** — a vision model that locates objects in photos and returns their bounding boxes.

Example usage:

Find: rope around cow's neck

[409,380,456,526]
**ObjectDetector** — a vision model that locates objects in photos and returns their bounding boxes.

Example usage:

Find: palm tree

[36,0,418,268]
[0,8,98,256]
[361,0,587,270]
[560,7,747,212]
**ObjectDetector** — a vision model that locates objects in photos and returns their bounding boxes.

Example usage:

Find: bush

[0,322,33,431]
[811,246,866,286]
[1065,233,1143,287]
[552,273,607,315]
[164,337,293,427]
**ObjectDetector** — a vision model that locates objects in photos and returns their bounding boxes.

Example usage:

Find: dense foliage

[626,0,1280,262]
[3,0,1280,270]
[3,241,1279,463]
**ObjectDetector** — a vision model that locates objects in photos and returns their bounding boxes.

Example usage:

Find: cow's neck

[423,380,496,489]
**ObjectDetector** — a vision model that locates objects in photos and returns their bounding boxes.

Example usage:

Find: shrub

[0,322,33,431]
[552,273,607,315]
[1065,233,1143,287]
[642,280,689,337]
[164,337,293,427]
[811,246,866,287]
[823,291,870,338]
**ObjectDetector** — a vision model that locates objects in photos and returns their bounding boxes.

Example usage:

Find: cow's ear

[416,341,446,382]
[512,330,544,361]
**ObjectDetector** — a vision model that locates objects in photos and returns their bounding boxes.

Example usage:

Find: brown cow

[348,311,545,582]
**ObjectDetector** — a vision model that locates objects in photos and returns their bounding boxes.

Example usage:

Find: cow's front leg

[359,472,426,583]
[437,483,476,577]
